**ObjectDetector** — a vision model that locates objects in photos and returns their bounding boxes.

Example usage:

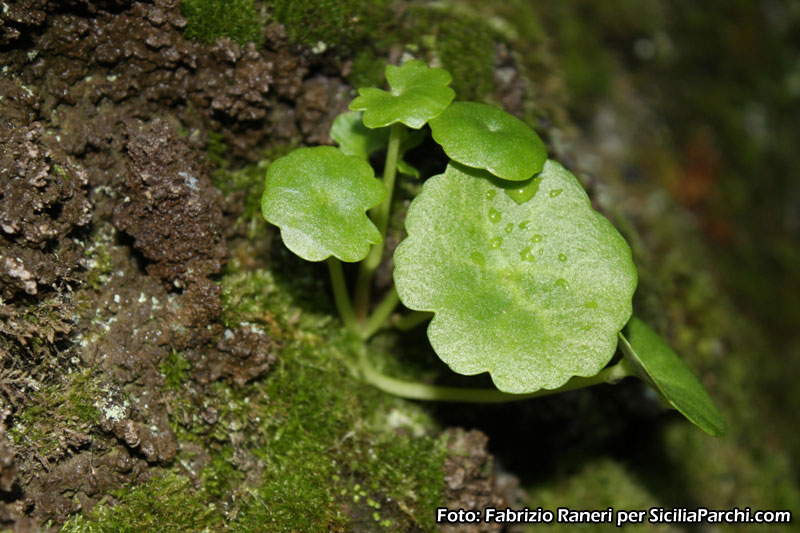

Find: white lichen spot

[27,50,38,61]
[224,328,234,340]
[113,294,120,303]
[106,73,119,82]
[311,40,328,54]
[178,171,199,191]
[4,257,37,294]
[99,395,129,422]
[386,408,427,437]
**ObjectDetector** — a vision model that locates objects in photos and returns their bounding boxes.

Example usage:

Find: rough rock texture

[0,79,91,299]
[441,428,511,533]
[188,325,276,387]
[113,118,226,288]
[0,410,32,530]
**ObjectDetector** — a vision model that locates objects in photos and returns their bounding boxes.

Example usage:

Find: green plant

[182,0,261,46]
[260,60,727,436]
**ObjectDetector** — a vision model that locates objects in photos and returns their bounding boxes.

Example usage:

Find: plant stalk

[394,310,434,331]
[353,122,404,320]
[357,349,635,403]
[361,287,400,340]
[327,257,358,335]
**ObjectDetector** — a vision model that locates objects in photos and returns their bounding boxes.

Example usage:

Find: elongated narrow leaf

[261,146,385,262]
[429,102,547,181]
[619,317,727,436]
[394,161,637,393]
[349,60,455,129]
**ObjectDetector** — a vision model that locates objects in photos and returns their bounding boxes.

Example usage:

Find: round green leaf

[394,161,637,393]
[429,102,547,181]
[261,146,385,262]
[349,60,455,129]
[618,317,727,436]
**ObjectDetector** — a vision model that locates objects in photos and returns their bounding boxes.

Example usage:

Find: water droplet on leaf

[470,251,486,267]
[555,278,569,289]
[584,300,598,309]
[531,234,543,243]
[520,247,536,262]
[558,253,568,262]
[505,223,514,233]
[504,176,541,204]
[485,190,496,199]
[519,220,531,229]
[549,188,563,198]
[488,208,501,223]
[489,237,503,249]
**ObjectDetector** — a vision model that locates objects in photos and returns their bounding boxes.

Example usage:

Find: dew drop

[504,176,542,204]
[519,220,531,229]
[549,188,563,198]
[520,247,536,262]
[489,237,503,249]
[555,278,569,289]
[470,251,486,267]
[584,300,598,309]
[558,253,568,262]
[581,325,592,331]
[485,190,496,199]
[505,223,514,233]
[531,234,543,243]
[488,207,501,223]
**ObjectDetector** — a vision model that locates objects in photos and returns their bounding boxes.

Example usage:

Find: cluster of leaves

[260,60,726,436]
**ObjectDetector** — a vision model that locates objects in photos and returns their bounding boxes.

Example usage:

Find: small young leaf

[349,60,456,129]
[429,102,547,181]
[394,161,637,393]
[330,111,424,177]
[261,146,385,262]
[618,317,727,436]
[330,111,389,159]
[396,158,420,179]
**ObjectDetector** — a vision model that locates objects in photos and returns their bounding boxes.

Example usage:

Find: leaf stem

[357,348,635,403]
[353,122,404,319]
[393,310,434,331]
[361,287,400,340]
[327,257,358,335]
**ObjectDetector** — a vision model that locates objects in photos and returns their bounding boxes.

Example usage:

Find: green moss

[62,472,224,533]
[270,0,393,52]
[210,143,298,236]
[73,248,447,531]
[526,459,670,532]
[230,332,445,531]
[200,445,245,501]
[85,241,113,291]
[158,350,191,391]
[348,48,388,89]
[205,129,229,168]
[406,6,497,101]
[182,0,262,46]
[8,369,102,457]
